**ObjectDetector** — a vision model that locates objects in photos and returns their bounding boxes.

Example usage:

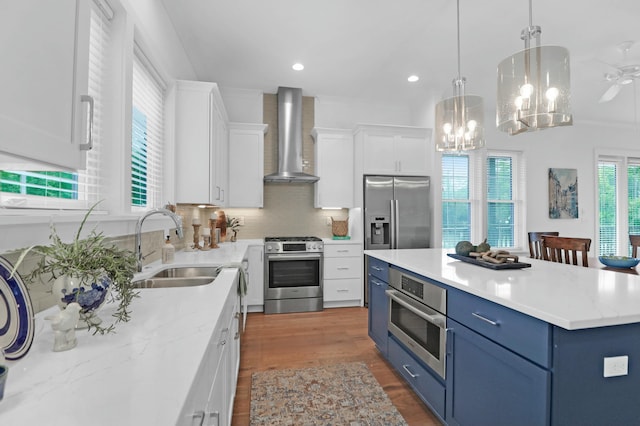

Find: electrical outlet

[604,355,629,377]
[326,217,332,226]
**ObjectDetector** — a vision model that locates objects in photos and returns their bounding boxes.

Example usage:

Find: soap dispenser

[162,235,175,264]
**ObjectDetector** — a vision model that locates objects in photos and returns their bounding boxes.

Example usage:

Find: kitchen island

[366,248,640,426]
[0,240,262,425]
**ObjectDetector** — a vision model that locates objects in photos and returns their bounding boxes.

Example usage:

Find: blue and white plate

[0,256,34,360]
[599,255,640,269]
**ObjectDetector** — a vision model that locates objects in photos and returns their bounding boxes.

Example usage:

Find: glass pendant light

[496,0,573,135]
[435,0,484,152]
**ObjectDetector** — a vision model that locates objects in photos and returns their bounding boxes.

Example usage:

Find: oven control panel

[265,241,324,253]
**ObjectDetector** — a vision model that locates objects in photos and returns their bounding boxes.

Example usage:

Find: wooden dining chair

[541,235,592,267]
[630,235,640,258]
[528,232,560,259]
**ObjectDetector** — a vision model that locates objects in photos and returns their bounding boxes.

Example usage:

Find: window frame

[596,150,640,256]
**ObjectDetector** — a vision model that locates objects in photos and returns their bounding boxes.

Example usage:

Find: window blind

[442,154,471,248]
[131,45,165,209]
[598,161,618,255]
[487,155,514,249]
[0,0,111,210]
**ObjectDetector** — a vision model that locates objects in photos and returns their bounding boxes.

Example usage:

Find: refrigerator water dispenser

[368,216,390,247]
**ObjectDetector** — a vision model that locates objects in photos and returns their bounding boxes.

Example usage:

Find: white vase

[52,273,111,328]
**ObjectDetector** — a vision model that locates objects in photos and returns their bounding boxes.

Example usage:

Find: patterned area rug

[250,362,408,425]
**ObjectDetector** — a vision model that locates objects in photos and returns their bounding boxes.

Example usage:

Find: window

[441,151,523,250]
[597,154,640,256]
[0,1,111,210]
[442,154,471,248]
[131,47,165,209]
[487,155,514,248]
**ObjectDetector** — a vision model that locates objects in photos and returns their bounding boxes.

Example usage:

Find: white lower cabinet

[246,245,264,312]
[323,243,363,307]
[178,274,240,426]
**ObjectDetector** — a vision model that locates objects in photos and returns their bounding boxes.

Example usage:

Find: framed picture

[549,168,578,219]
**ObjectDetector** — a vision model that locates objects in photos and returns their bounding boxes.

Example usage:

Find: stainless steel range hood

[264,87,319,183]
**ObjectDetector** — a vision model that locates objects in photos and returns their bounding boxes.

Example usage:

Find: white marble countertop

[365,248,640,330]
[0,240,260,425]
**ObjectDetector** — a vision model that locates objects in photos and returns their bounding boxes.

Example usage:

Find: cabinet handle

[192,410,205,426]
[219,327,229,345]
[472,312,499,326]
[207,411,219,426]
[337,267,350,270]
[372,266,383,271]
[80,95,94,151]
[337,250,349,253]
[337,289,349,293]
[402,364,418,378]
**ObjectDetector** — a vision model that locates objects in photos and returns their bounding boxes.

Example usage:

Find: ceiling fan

[599,40,640,103]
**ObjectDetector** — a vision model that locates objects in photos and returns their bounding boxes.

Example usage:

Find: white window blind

[598,159,618,255]
[442,154,471,248]
[0,0,111,210]
[131,46,165,210]
[486,151,524,250]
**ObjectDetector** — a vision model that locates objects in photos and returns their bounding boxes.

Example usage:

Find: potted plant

[226,216,241,242]
[12,202,138,334]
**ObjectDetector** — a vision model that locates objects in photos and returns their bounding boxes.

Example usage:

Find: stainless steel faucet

[135,208,184,272]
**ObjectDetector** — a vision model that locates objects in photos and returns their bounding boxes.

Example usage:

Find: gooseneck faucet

[135,208,184,272]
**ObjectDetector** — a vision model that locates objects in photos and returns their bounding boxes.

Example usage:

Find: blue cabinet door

[446,319,550,426]
[368,274,388,356]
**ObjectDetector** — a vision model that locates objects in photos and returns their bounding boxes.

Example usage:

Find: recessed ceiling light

[292,63,304,71]
[408,75,419,83]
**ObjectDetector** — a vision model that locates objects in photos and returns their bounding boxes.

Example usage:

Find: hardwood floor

[231,307,442,425]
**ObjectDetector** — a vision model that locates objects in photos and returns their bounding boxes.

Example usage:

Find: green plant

[11,202,138,335]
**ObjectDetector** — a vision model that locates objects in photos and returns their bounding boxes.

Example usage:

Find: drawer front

[367,256,388,282]
[324,278,362,301]
[388,336,445,420]
[324,256,361,279]
[325,244,361,257]
[448,288,551,368]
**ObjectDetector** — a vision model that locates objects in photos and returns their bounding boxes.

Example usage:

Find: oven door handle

[266,253,322,261]
[385,289,445,326]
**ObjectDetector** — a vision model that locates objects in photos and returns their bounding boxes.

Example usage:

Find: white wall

[487,119,640,247]
[315,95,414,128]
[220,87,263,123]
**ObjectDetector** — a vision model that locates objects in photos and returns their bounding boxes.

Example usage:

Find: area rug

[250,361,408,425]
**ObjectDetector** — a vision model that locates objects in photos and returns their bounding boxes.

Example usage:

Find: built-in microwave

[386,267,447,379]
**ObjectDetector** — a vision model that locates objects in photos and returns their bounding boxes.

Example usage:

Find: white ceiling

[160,0,640,125]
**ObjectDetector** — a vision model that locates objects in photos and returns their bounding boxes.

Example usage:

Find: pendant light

[496,0,573,135]
[435,0,485,152]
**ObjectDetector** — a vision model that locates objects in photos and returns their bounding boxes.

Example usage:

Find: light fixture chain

[456,0,461,80]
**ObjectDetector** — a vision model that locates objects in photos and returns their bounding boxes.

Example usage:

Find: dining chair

[528,232,560,259]
[630,235,640,258]
[541,235,592,267]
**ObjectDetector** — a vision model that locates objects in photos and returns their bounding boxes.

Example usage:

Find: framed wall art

[548,168,578,219]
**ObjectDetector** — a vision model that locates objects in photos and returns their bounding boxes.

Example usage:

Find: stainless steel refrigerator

[364,175,431,303]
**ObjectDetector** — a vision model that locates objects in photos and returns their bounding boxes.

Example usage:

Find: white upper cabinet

[311,128,354,208]
[174,80,229,205]
[228,123,268,208]
[353,124,432,207]
[0,0,91,170]
[355,124,432,176]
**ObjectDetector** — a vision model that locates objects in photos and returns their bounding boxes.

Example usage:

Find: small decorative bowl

[599,256,640,269]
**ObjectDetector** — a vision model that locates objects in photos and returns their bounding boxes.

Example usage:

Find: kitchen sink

[132,267,219,289]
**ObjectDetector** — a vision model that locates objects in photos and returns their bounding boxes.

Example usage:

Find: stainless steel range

[264,236,324,314]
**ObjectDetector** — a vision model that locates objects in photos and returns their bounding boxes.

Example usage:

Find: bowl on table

[598,255,640,269]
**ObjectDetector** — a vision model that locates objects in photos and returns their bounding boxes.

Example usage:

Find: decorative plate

[0,256,35,360]
[599,256,640,269]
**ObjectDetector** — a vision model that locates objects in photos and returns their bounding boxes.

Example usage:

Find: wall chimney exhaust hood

[264,87,319,183]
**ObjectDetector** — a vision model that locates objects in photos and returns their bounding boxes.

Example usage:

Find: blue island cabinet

[367,256,389,356]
